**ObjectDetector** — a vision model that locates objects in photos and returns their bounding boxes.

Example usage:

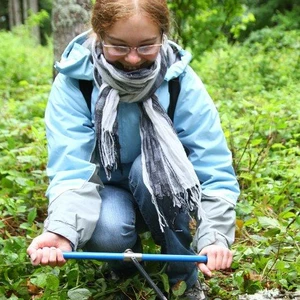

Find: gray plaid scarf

[92,39,202,230]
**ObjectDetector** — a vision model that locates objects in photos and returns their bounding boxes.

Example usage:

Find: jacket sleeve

[43,74,102,249]
[173,67,240,252]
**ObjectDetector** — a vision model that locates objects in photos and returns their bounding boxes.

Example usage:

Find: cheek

[102,49,119,63]
[146,52,159,62]
[138,53,159,67]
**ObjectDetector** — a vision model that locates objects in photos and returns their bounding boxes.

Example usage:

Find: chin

[114,62,153,72]
[123,66,140,71]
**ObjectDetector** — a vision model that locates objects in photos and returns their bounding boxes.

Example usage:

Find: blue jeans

[84,156,198,288]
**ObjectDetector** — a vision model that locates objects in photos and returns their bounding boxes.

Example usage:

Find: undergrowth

[0,26,299,299]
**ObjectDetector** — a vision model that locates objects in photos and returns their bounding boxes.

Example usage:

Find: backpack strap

[167,77,180,121]
[79,79,93,112]
[167,77,189,155]
[78,77,181,121]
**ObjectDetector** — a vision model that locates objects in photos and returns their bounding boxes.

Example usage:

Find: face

[102,13,162,72]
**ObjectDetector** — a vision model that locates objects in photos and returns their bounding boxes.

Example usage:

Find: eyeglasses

[102,42,163,57]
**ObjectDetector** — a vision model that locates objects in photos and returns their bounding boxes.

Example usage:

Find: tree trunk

[28,0,40,44]
[22,0,28,20]
[8,0,14,29]
[13,0,22,25]
[9,0,22,28]
[52,0,92,69]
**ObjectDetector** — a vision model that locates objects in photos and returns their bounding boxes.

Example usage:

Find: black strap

[79,78,180,121]
[79,79,93,112]
[167,77,180,121]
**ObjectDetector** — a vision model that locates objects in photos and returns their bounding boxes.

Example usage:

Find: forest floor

[238,289,300,300]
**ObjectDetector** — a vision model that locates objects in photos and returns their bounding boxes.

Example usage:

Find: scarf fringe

[100,130,119,180]
[151,185,201,232]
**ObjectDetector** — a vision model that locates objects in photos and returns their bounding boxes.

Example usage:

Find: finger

[199,247,219,270]
[48,247,59,267]
[56,248,67,267]
[28,251,38,265]
[227,253,233,268]
[27,236,50,263]
[216,250,232,270]
[224,251,233,269]
[28,247,37,264]
[215,250,223,270]
[216,249,230,270]
[31,248,43,266]
[27,239,40,257]
[197,263,212,277]
[206,251,217,271]
[40,247,51,266]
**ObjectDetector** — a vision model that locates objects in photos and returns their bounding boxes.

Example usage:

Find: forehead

[105,13,160,44]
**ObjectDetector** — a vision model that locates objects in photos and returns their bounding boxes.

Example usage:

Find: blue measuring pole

[63,252,207,263]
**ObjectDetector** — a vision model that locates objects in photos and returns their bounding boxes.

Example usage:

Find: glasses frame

[101,36,164,57]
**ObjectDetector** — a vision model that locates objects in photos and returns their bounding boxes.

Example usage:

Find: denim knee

[85,222,137,252]
[128,155,144,190]
[84,185,138,252]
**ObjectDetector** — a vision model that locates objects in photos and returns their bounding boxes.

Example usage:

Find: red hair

[91,0,170,39]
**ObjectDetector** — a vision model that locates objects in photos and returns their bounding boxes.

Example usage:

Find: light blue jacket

[44,30,240,251]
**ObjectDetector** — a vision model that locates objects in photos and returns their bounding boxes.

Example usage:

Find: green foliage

[1,24,300,299]
[192,28,300,297]
[39,0,54,45]
[168,0,245,55]
[0,28,50,298]
[0,26,52,100]
[236,0,300,41]
[167,0,300,53]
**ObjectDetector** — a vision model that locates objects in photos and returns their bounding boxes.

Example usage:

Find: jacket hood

[55,30,192,81]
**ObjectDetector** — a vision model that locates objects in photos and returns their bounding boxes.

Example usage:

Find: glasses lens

[108,46,129,56]
[138,45,161,55]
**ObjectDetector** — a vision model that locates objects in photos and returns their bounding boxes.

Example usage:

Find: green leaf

[27,208,37,224]
[30,273,48,288]
[67,288,92,300]
[160,273,170,293]
[271,143,286,149]
[279,278,288,288]
[279,211,296,219]
[251,138,263,146]
[47,274,60,291]
[263,228,281,236]
[258,217,281,229]
[276,260,290,271]
[244,218,258,227]
[172,280,187,297]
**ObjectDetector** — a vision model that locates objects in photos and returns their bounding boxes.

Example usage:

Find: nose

[124,49,142,65]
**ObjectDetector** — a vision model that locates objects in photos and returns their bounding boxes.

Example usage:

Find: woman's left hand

[197,245,233,277]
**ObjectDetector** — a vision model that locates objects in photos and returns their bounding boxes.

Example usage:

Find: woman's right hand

[27,232,72,267]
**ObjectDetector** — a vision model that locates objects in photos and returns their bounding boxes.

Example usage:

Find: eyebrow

[105,34,158,44]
